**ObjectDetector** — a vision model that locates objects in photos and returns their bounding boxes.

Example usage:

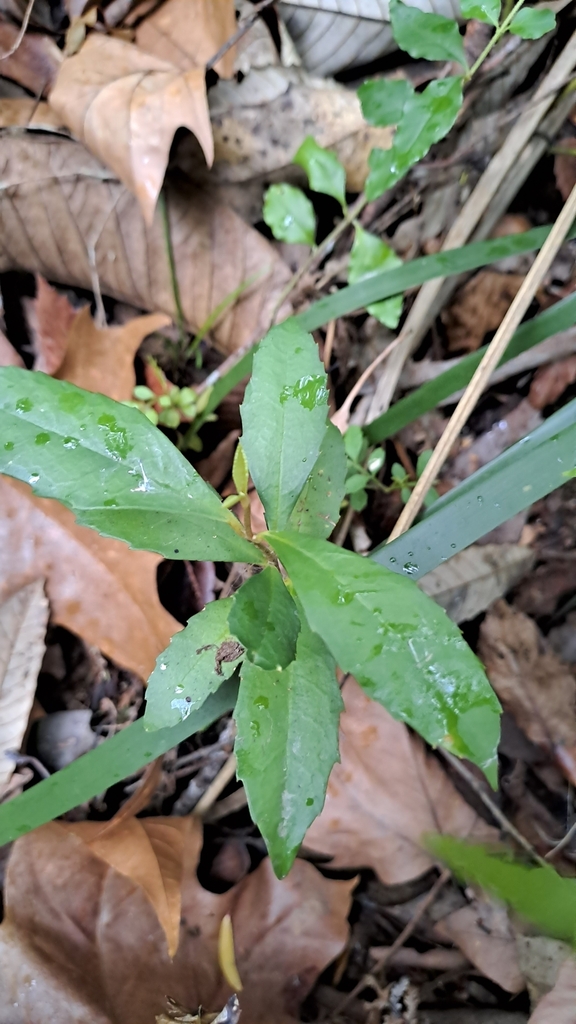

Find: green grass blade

[365,292,576,442]
[0,677,238,846]
[205,224,574,417]
[375,397,576,579]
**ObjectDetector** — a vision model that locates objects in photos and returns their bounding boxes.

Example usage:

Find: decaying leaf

[528,956,576,1023]
[24,275,78,376]
[479,600,576,755]
[554,138,576,203]
[202,66,393,193]
[55,308,171,401]
[0,98,66,131]
[0,579,49,790]
[0,477,179,679]
[0,134,291,355]
[419,544,535,624]
[0,817,353,1023]
[136,0,236,78]
[0,19,62,95]
[433,900,524,994]
[441,271,526,353]
[278,0,461,76]
[49,34,213,222]
[529,355,576,410]
[0,329,23,368]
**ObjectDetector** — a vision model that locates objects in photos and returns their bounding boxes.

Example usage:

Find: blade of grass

[365,292,576,443]
[0,677,238,846]
[374,395,576,579]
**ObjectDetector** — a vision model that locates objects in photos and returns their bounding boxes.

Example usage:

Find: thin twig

[205,0,276,71]
[334,504,354,547]
[323,319,336,370]
[390,179,576,539]
[193,753,237,817]
[159,189,187,347]
[545,818,576,860]
[332,335,403,433]
[0,0,36,60]
[335,868,451,1014]
[439,749,548,867]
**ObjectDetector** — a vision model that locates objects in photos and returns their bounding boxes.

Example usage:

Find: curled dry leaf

[0,329,23,368]
[0,98,66,131]
[55,308,171,401]
[201,66,393,192]
[434,900,524,994]
[479,600,576,756]
[49,34,213,223]
[0,579,49,790]
[0,817,353,1024]
[419,544,535,624]
[0,134,291,355]
[0,477,179,679]
[528,355,576,410]
[0,19,62,95]
[136,0,236,78]
[554,138,576,203]
[24,275,78,376]
[441,271,526,354]
[528,956,576,1024]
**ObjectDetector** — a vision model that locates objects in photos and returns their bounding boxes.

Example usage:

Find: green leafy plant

[126,356,215,451]
[343,426,437,512]
[0,320,501,876]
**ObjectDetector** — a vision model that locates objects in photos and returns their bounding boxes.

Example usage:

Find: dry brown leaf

[419,544,534,624]
[434,901,524,994]
[529,355,576,410]
[67,817,191,957]
[0,477,179,679]
[0,19,62,95]
[0,817,353,1023]
[0,134,291,355]
[528,956,576,1023]
[479,600,576,753]
[554,139,576,203]
[306,679,496,882]
[56,307,171,400]
[0,328,23,367]
[442,271,525,353]
[24,275,78,375]
[49,34,213,223]
[136,0,236,78]
[0,579,49,790]
[0,98,66,130]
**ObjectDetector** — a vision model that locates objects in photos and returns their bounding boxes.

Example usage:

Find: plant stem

[159,189,187,351]
[269,192,367,327]
[465,0,526,82]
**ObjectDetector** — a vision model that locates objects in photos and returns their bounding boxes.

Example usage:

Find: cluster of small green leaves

[125,357,215,451]
[264,0,555,287]
[0,321,501,876]
[343,425,438,512]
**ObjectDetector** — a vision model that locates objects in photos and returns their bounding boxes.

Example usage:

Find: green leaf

[263,183,316,245]
[461,0,500,26]
[350,488,368,511]
[349,225,404,328]
[235,615,342,877]
[365,292,576,443]
[241,320,329,530]
[228,566,301,671]
[344,425,366,462]
[366,77,463,201]
[345,473,369,493]
[232,441,249,496]
[429,837,576,944]
[390,0,467,66]
[143,599,243,730]
[0,369,260,564]
[288,423,347,539]
[366,447,385,474]
[294,136,347,209]
[509,6,556,39]
[358,77,414,126]
[0,676,238,847]
[205,225,576,412]
[377,395,576,579]
[267,532,501,783]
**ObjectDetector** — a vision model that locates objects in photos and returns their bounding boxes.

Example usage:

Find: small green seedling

[344,425,438,512]
[126,356,215,451]
[0,320,500,877]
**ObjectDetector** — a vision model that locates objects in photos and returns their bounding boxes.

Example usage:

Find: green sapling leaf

[350,489,368,511]
[294,136,347,209]
[241,320,330,530]
[344,425,366,462]
[358,78,414,127]
[232,441,249,497]
[228,566,301,671]
[288,423,347,539]
[263,183,316,245]
[460,0,500,26]
[509,7,556,39]
[235,615,342,877]
[144,599,244,730]
[366,77,463,201]
[349,226,404,329]
[267,531,501,783]
[0,368,261,564]
[390,0,467,66]
[428,836,576,944]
